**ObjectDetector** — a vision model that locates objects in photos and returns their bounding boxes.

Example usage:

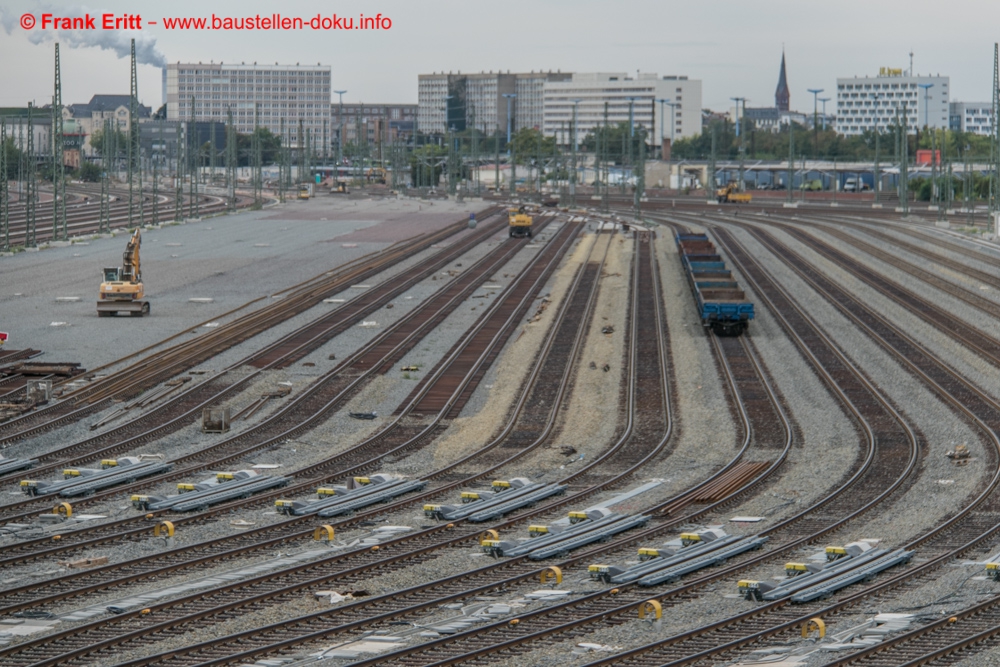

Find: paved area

[0,196,484,369]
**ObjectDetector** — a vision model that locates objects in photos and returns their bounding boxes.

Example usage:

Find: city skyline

[0,0,998,123]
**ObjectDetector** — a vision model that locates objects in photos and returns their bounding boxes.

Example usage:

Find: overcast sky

[1,0,997,116]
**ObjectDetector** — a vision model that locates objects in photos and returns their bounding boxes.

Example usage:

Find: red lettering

[41,13,52,28]
[102,13,113,29]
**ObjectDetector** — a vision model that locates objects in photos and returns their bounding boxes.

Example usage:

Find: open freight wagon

[676,232,754,336]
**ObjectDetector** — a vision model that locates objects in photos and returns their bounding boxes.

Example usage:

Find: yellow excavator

[97,228,150,317]
[716,182,752,204]
[508,206,533,238]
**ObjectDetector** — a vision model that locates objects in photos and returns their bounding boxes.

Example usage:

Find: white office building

[836,69,949,135]
[950,101,994,136]
[542,73,702,146]
[165,62,331,146]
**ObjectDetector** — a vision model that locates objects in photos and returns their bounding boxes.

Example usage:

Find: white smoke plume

[1,3,167,67]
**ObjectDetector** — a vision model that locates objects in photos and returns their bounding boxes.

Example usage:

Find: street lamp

[819,97,831,131]
[808,88,823,157]
[334,90,347,177]
[918,83,933,129]
[656,98,670,157]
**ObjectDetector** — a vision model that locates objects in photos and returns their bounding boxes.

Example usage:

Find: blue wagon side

[676,233,754,336]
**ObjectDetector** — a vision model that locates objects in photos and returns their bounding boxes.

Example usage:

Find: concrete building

[164,62,331,147]
[836,68,949,135]
[332,103,417,147]
[542,73,702,146]
[950,101,994,136]
[417,71,571,136]
[139,120,227,167]
[64,94,152,154]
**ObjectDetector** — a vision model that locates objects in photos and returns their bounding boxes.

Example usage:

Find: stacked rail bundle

[676,232,754,336]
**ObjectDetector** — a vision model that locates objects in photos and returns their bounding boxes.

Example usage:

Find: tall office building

[164,62,331,146]
[417,71,571,135]
[836,68,949,135]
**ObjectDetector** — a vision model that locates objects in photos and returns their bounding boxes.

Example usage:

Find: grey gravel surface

[715,220,985,547]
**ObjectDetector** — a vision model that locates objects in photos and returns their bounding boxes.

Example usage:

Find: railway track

[0,213,563,551]
[0,216,581,589]
[2,184,258,248]
[86,231,800,667]
[564,213,1000,666]
[0,210,505,492]
[0,219,601,666]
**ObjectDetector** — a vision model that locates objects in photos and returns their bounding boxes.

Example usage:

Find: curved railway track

[0,219,604,666]
[565,213,1000,667]
[0,214,565,550]
[0,210,505,491]
[84,231,802,667]
[0,213,487,443]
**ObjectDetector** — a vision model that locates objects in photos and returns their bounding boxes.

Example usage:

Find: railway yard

[5,187,1000,667]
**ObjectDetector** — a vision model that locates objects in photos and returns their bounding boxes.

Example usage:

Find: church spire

[775,50,790,112]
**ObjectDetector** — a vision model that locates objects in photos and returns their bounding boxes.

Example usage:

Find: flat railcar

[676,232,754,336]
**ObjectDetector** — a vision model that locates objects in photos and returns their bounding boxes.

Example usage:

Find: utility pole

[873,93,881,204]
[991,43,1000,232]
[634,127,646,219]
[227,107,237,210]
[101,118,112,231]
[0,118,8,251]
[808,88,823,157]
[570,99,581,207]
[128,39,143,227]
[25,102,37,247]
[731,97,747,191]
[502,93,516,197]
[708,122,717,200]
[819,97,831,130]
[833,157,838,204]
[334,89,347,180]
[602,101,609,213]
[52,43,66,241]
[188,95,198,218]
[901,101,910,216]
[152,121,160,224]
[173,119,183,222]
[254,104,262,205]
[470,104,479,195]
[787,118,794,204]
[494,124,500,195]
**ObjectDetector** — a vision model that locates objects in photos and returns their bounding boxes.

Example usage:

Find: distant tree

[88,127,128,156]
[581,122,648,165]
[409,144,446,186]
[76,161,102,182]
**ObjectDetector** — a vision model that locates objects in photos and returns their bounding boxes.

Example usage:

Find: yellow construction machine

[508,206,533,238]
[716,182,752,204]
[97,228,150,317]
